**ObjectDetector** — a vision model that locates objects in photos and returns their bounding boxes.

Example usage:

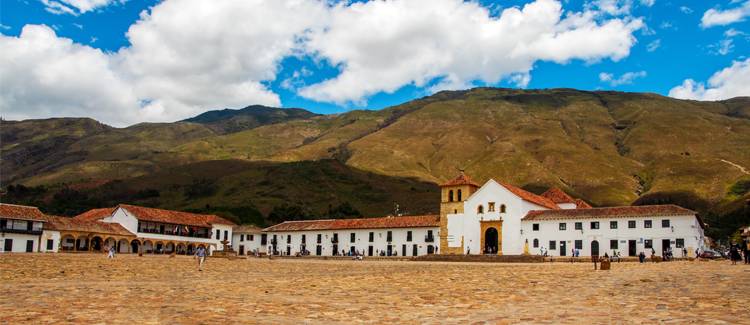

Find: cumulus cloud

[646,39,661,52]
[0,25,140,126]
[41,0,125,15]
[299,0,643,104]
[599,70,646,86]
[669,58,750,100]
[701,1,750,28]
[640,0,655,7]
[2,0,646,125]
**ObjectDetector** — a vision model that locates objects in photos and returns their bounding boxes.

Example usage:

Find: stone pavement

[0,254,748,324]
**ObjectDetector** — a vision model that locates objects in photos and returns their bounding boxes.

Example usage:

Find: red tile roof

[575,199,593,209]
[541,188,577,204]
[119,204,236,228]
[44,215,135,237]
[0,203,47,222]
[234,225,263,234]
[499,183,559,210]
[74,208,115,222]
[263,215,440,232]
[523,204,696,221]
[440,172,480,187]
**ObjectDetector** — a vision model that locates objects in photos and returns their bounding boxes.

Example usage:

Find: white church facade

[439,172,706,257]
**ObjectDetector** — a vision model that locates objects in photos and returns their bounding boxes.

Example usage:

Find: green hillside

[1,88,748,238]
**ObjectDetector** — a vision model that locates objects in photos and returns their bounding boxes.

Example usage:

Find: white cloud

[701,1,750,28]
[0,25,140,126]
[709,39,734,55]
[300,0,643,104]
[646,39,661,52]
[679,6,693,14]
[669,58,750,100]
[41,0,125,15]
[3,0,646,125]
[590,0,633,15]
[640,0,654,7]
[599,70,646,86]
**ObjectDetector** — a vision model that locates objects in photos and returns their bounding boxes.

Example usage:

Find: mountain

[1,88,749,237]
[182,105,319,134]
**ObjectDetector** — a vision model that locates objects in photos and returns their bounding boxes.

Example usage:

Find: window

[533,239,539,248]
[590,222,599,229]
[286,235,291,244]
[448,190,454,202]
[240,234,244,241]
[333,233,338,243]
[644,239,653,249]
[575,240,582,250]
[350,233,356,243]
[500,204,506,213]
[302,235,306,244]
[387,231,392,242]
[662,219,670,228]
[477,205,484,214]
[215,229,220,240]
[261,234,267,245]
[0,219,5,229]
[575,222,582,230]
[532,224,540,231]
[676,238,684,248]
[407,231,412,242]
[559,223,566,231]
[644,220,652,228]
[317,234,322,244]
[610,221,618,229]
[46,239,53,250]
[628,220,636,228]
[249,235,254,241]
[224,230,228,240]
[549,241,557,250]
[610,239,618,250]
[457,189,462,201]
[369,232,374,242]
[488,202,495,212]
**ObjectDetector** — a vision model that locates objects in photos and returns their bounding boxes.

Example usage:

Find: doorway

[387,245,392,256]
[332,244,338,256]
[316,245,322,256]
[591,240,600,256]
[412,244,418,256]
[368,246,373,256]
[402,244,406,257]
[628,240,636,256]
[3,238,11,252]
[26,240,34,252]
[484,227,499,254]
[239,245,245,255]
[560,241,567,256]
[662,239,671,255]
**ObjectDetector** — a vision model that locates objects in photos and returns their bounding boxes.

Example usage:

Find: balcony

[0,227,42,235]
[425,235,435,242]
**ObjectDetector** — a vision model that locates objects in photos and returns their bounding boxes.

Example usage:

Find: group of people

[728,243,750,265]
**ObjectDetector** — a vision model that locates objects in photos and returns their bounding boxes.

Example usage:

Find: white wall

[0,233,40,253]
[40,230,60,253]
[446,179,551,255]
[232,232,263,255]
[265,227,439,257]
[520,214,706,257]
[106,208,139,234]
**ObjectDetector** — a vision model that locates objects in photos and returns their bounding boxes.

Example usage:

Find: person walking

[744,242,750,264]
[195,246,207,271]
[107,245,115,259]
[638,251,645,263]
[730,245,741,265]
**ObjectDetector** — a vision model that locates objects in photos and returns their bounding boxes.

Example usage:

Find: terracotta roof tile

[263,215,439,232]
[541,188,577,204]
[0,203,47,222]
[44,215,135,237]
[119,204,236,227]
[499,183,559,210]
[74,208,115,222]
[523,204,695,221]
[440,172,480,187]
[233,225,263,234]
[575,199,593,209]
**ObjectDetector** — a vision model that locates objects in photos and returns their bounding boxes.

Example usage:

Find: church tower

[439,171,479,254]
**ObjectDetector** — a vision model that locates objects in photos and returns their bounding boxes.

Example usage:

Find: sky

[1,0,749,127]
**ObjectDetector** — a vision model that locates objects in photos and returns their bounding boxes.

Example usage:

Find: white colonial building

[439,172,706,257]
[232,225,264,256]
[262,215,439,257]
[0,203,46,253]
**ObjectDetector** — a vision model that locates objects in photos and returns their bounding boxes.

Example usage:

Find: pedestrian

[107,245,115,259]
[744,242,750,264]
[638,251,645,263]
[730,245,741,265]
[195,246,207,271]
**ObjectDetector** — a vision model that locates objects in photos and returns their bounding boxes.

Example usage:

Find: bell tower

[439,170,479,254]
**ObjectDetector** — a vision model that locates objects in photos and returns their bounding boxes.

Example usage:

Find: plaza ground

[0,254,747,324]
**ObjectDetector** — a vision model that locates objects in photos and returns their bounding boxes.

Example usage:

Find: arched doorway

[484,228,499,254]
[130,240,141,254]
[591,240,600,257]
[118,239,130,253]
[427,245,435,254]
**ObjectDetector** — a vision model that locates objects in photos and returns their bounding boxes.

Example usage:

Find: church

[439,172,707,257]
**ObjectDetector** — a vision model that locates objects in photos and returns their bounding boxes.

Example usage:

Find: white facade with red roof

[0,203,47,253]
[441,173,706,257]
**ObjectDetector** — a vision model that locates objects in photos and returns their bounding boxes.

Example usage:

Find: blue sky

[1,0,748,126]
